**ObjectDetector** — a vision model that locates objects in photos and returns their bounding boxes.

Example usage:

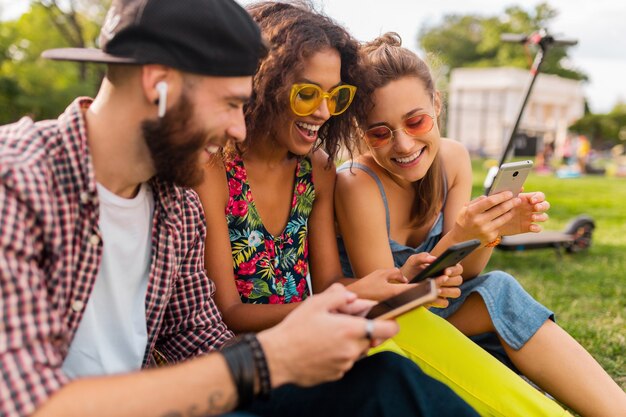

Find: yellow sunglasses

[289,83,357,117]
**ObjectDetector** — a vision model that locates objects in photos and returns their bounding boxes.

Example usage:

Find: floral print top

[225,155,314,304]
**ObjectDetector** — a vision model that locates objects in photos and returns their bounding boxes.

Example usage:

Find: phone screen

[366,279,437,320]
[409,239,481,283]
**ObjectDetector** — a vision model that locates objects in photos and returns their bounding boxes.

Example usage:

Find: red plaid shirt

[0,98,234,416]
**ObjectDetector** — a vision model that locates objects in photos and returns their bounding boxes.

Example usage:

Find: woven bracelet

[221,337,255,408]
[484,236,502,248]
[243,333,272,398]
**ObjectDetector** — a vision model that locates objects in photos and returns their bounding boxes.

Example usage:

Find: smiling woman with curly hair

[239,1,373,164]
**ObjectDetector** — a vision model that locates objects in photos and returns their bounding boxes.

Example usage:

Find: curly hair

[362,32,444,227]
[238,1,372,164]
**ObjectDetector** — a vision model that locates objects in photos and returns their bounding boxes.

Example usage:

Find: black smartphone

[409,239,481,283]
[366,278,438,320]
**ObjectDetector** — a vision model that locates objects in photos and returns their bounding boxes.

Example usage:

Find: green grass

[472,159,626,391]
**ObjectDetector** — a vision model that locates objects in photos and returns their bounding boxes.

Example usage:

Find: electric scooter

[483,29,595,256]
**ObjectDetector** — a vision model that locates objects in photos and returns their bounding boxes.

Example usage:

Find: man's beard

[141,93,215,188]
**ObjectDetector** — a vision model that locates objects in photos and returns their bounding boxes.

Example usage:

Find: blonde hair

[362,32,444,227]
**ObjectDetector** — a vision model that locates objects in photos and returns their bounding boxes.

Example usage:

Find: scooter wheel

[566,223,594,253]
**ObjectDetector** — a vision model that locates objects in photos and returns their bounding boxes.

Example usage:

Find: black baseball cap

[42,0,266,77]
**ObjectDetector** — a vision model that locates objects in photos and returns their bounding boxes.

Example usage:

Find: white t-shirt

[63,182,154,378]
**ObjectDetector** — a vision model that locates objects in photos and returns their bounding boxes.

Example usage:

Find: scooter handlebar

[550,38,578,46]
[500,33,528,44]
[500,32,578,47]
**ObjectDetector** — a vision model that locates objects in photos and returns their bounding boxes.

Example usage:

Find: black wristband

[221,337,255,408]
[243,333,272,398]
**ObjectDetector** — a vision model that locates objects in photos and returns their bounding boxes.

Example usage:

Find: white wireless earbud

[156,81,168,118]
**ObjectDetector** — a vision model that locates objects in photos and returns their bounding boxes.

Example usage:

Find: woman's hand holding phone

[401,250,467,308]
[482,160,550,237]
[453,192,522,245]
[400,252,438,282]
[347,267,412,302]
[429,264,464,309]
[498,191,551,236]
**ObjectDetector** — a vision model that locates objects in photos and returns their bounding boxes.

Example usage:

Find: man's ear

[140,65,182,116]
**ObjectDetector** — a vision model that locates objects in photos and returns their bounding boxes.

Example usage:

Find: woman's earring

[155,81,168,118]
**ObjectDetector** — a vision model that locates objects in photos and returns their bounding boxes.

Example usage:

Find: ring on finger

[364,319,375,341]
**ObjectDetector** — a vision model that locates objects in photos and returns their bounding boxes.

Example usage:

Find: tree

[569,103,626,147]
[418,3,587,82]
[33,0,109,80]
[0,1,106,124]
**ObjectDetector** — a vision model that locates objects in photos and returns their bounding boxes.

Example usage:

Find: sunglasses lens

[404,114,434,136]
[329,86,355,115]
[365,126,392,148]
[292,85,321,116]
[291,84,356,116]
[364,113,434,148]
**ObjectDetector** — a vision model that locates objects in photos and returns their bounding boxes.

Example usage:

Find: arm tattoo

[160,389,238,417]
[205,390,238,415]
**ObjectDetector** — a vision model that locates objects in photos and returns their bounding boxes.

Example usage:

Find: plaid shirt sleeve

[0,176,69,417]
[153,190,234,363]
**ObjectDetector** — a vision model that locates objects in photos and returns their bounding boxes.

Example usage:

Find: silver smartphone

[365,279,438,320]
[486,160,534,196]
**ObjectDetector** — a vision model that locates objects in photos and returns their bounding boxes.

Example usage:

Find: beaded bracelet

[484,236,502,248]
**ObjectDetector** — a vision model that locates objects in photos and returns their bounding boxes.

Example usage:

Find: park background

[1,0,624,405]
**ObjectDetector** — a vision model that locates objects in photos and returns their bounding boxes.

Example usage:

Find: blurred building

[447,67,585,158]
